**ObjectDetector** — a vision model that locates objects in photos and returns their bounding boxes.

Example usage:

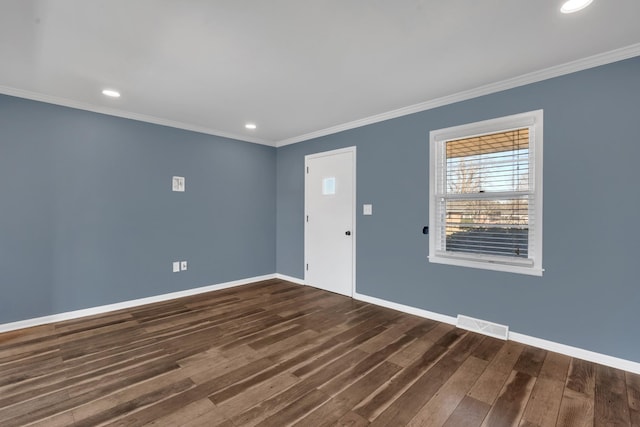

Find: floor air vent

[456,315,509,340]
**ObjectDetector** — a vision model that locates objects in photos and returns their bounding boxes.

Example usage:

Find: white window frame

[428,110,544,276]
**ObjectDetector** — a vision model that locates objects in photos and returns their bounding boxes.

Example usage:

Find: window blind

[435,128,535,264]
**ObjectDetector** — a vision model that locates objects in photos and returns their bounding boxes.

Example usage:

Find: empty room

[1,1,639,426]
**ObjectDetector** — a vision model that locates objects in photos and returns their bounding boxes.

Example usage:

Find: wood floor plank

[216,372,300,418]
[292,361,401,427]
[356,317,423,354]
[209,325,384,405]
[73,378,195,427]
[386,322,455,368]
[468,341,525,406]
[627,371,640,412]
[0,389,71,427]
[594,364,631,426]
[556,388,594,427]
[255,388,331,427]
[70,362,218,423]
[481,370,536,427]
[101,357,275,426]
[320,334,414,397]
[566,357,596,396]
[368,333,484,426]
[291,326,386,378]
[407,355,488,426]
[472,337,505,362]
[385,335,436,369]
[230,349,369,426]
[518,377,565,427]
[0,279,635,427]
[354,328,467,421]
[538,351,571,383]
[0,339,60,365]
[1,358,181,426]
[255,329,320,359]
[0,354,65,399]
[630,377,640,427]
[336,410,370,427]
[142,398,217,426]
[178,404,231,427]
[513,346,547,378]
[443,395,492,427]
[0,325,57,347]
[22,411,76,427]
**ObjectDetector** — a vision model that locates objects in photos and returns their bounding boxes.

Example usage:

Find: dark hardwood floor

[0,279,638,426]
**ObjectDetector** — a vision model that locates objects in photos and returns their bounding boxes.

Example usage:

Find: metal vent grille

[456,314,509,340]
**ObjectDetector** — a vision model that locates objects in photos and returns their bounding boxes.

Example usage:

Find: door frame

[304,146,357,297]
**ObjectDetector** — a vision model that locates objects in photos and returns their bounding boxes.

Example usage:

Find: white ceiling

[1,1,640,147]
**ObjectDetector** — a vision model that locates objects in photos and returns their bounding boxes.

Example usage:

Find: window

[322,177,336,195]
[429,110,543,276]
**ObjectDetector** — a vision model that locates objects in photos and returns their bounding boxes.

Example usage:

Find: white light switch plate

[172,176,185,192]
[172,262,180,272]
[363,204,373,215]
[180,261,187,271]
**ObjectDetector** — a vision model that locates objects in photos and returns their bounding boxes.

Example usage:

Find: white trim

[428,256,544,277]
[275,273,305,285]
[508,332,640,376]
[4,276,638,375]
[353,291,640,375]
[304,146,358,159]
[2,44,639,149]
[0,85,274,147]
[276,43,640,147]
[0,274,276,334]
[428,110,543,276]
[456,314,509,341]
[304,146,357,298]
[353,292,457,325]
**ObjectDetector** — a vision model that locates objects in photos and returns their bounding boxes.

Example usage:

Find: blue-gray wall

[0,95,276,323]
[276,56,640,363]
[2,56,639,364]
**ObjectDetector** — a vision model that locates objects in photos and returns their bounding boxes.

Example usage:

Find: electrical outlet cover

[172,262,180,272]
[180,261,187,271]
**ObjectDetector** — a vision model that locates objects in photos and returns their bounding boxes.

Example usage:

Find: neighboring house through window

[429,110,543,276]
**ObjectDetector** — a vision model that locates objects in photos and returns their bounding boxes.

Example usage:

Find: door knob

[345,231,351,236]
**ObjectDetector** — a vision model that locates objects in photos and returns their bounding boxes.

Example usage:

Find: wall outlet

[172,261,180,273]
[363,204,373,215]
[180,261,187,271]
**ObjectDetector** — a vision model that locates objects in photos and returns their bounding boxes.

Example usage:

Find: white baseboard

[353,291,640,375]
[508,332,640,375]
[274,273,305,285]
[0,274,277,334]
[353,292,457,325]
[5,277,637,375]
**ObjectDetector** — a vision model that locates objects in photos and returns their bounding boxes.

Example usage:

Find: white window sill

[428,255,544,276]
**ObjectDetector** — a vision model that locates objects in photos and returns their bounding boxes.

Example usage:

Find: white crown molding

[3,43,639,148]
[277,42,640,147]
[353,291,640,375]
[0,85,275,147]
[0,274,276,334]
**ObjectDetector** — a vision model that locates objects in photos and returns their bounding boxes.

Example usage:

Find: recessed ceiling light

[245,123,257,130]
[102,89,121,98]
[560,0,593,14]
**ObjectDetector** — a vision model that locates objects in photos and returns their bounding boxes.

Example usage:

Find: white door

[305,147,355,297]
